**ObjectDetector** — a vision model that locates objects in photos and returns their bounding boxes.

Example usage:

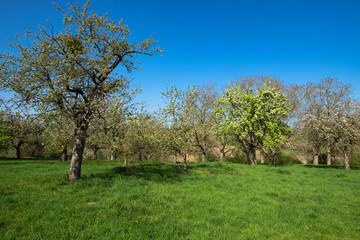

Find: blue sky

[1,0,360,112]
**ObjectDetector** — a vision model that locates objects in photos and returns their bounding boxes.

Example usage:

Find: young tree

[0,1,162,179]
[192,83,217,162]
[160,85,198,170]
[215,83,290,165]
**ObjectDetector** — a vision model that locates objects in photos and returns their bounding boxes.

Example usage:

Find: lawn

[0,159,359,239]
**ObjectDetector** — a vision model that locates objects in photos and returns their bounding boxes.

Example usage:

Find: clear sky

[1,0,360,112]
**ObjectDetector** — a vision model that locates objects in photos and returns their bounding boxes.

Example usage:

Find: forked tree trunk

[183,152,188,170]
[312,146,319,165]
[69,127,87,180]
[60,146,68,162]
[344,148,350,170]
[326,144,331,165]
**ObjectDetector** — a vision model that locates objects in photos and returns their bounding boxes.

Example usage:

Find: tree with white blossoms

[0,1,162,180]
[331,101,360,170]
[215,82,290,165]
[300,78,355,165]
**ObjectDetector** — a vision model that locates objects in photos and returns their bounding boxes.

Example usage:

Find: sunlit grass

[1,159,359,239]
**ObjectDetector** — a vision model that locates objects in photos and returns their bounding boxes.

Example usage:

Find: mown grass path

[1,159,359,239]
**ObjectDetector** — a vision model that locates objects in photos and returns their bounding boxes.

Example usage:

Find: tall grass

[1,159,359,239]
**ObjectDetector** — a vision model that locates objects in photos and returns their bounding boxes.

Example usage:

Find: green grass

[1,159,360,239]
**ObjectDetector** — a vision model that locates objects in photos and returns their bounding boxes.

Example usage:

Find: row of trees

[1,77,359,170]
[1,1,359,180]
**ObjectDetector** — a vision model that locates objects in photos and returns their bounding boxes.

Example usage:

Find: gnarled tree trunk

[14,140,23,159]
[69,126,87,180]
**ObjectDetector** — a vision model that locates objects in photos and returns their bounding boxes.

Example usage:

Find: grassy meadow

[1,159,360,239]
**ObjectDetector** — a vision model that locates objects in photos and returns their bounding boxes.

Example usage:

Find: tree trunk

[69,127,87,180]
[220,150,224,163]
[60,146,68,162]
[344,149,350,170]
[124,157,128,167]
[326,144,331,165]
[250,146,257,165]
[93,148,98,160]
[272,153,276,165]
[110,150,116,160]
[14,140,23,159]
[173,152,177,164]
[183,152,188,170]
[138,151,142,161]
[202,151,206,162]
[312,146,319,165]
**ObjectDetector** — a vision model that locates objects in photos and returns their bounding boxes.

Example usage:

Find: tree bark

[124,157,128,167]
[202,151,206,162]
[326,144,331,165]
[250,146,257,165]
[14,140,23,159]
[312,146,319,165]
[183,152,188,170]
[344,149,350,170]
[60,146,68,162]
[69,127,87,180]
[93,148,98,160]
[220,150,224,163]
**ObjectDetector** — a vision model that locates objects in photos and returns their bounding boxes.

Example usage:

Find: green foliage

[1,159,360,239]
[215,80,291,164]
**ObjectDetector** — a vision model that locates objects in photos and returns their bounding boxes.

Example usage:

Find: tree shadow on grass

[0,157,58,165]
[302,164,360,170]
[87,162,188,183]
